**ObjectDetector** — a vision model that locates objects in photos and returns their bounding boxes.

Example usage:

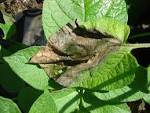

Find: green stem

[123,43,150,49]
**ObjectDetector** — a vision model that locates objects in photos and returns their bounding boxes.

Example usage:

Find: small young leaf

[0,96,21,113]
[43,0,128,39]
[4,46,50,90]
[29,90,57,113]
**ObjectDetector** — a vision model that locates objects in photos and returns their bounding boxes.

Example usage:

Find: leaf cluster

[0,0,150,113]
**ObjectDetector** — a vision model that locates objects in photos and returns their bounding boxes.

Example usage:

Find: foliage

[0,96,21,113]
[0,0,150,113]
[0,13,16,39]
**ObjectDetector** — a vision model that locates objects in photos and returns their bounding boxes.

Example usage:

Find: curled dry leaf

[30,25,121,87]
[30,46,71,64]
[56,45,119,86]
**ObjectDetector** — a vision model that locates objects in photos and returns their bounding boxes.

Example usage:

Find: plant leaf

[4,46,50,90]
[0,14,16,39]
[0,63,25,92]
[43,0,128,39]
[83,93,131,113]
[50,88,80,113]
[82,17,130,42]
[0,47,25,92]
[69,47,138,91]
[147,67,150,91]
[144,94,150,105]
[29,90,57,113]
[18,87,42,113]
[0,45,2,63]
[87,103,131,113]
[92,86,147,103]
[29,88,80,113]
[90,67,149,103]
[0,96,21,113]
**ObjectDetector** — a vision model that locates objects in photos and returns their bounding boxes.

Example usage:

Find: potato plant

[0,0,150,113]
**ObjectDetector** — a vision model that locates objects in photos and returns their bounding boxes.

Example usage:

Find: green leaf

[0,14,16,39]
[18,87,42,113]
[4,46,49,90]
[0,96,21,113]
[70,47,138,91]
[83,93,131,113]
[87,103,131,113]
[86,67,149,103]
[147,67,150,91]
[50,88,80,113]
[144,94,150,105]
[43,0,128,39]
[29,90,57,113]
[0,46,2,62]
[0,63,25,92]
[83,17,130,42]
[92,86,146,103]
[0,47,25,92]
[29,89,80,113]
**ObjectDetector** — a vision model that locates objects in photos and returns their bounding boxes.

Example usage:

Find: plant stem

[123,43,150,49]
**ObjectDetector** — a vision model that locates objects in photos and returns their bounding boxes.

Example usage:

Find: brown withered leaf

[30,46,63,64]
[56,45,119,87]
[30,25,121,87]
[39,64,66,78]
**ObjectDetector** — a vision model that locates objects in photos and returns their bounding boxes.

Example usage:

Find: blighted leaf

[29,90,57,113]
[29,26,137,91]
[30,27,120,64]
[56,44,117,87]
[65,47,138,91]
[30,46,65,64]
[43,0,128,39]
[4,46,50,90]
[30,26,121,80]
[82,17,130,42]
[39,64,66,78]
[0,96,21,113]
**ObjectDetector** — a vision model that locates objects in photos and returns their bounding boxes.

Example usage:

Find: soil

[2,0,43,15]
